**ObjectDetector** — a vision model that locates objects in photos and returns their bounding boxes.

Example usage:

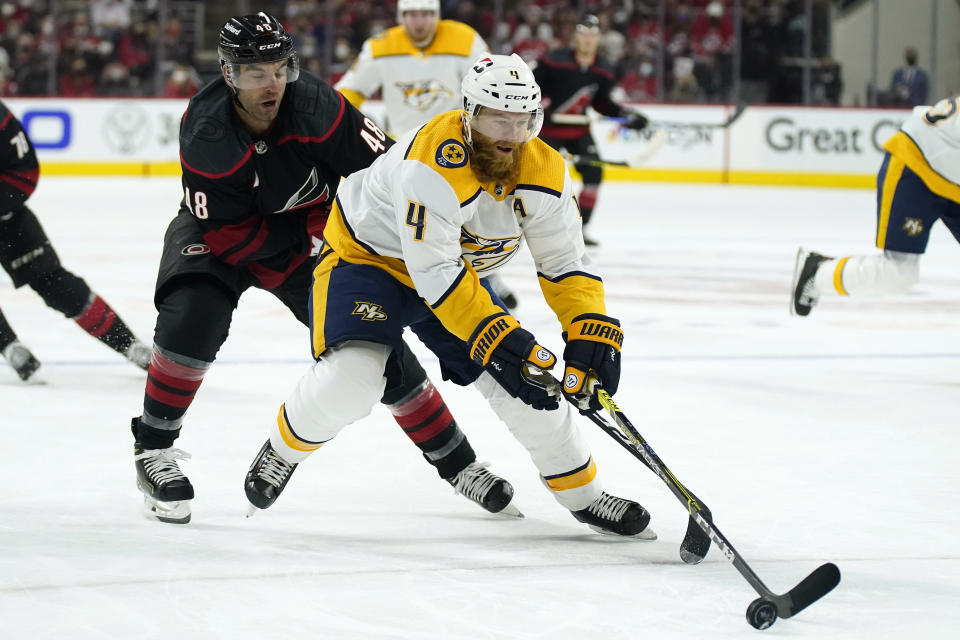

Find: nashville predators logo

[435,139,467,168]
[352,302,388,321]
[395,79,455,112]
[460,227,520,272]
[902,218,924,237]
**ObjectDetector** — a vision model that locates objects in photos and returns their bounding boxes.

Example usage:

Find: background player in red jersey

[0,99,150,382]
[534,15,649,246]
[131,12,517,524]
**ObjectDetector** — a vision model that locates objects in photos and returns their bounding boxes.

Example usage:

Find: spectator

[162,63,198,98]
[889,47,929,107]
[91,0,133,43]
[691,0,734,102]
[60,57,96,96]
[618,53,658,102]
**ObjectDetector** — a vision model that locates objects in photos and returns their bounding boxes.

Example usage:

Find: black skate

[791,248,831,317]
[2,341,41,382]
[448,461,523,518]
[134,445,194,524]
[572,492,656,539]
[245,440,298,514]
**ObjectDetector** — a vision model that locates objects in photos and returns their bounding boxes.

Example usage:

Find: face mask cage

[223,54,300,90]
[462,104,544,148]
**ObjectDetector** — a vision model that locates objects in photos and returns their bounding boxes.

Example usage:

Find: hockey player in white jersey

[335,0,488,137]
[792,95,960,315]
[243,54,656,539]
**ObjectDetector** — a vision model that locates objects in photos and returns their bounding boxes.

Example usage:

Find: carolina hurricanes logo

[275,167,330,213]
[555,84,599,116]
[395,79,455,112]
[181,243,211,256]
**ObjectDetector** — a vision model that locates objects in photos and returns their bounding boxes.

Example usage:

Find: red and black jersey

[534,48,626,140]
[178,71,392,289]
[0,100,40,213]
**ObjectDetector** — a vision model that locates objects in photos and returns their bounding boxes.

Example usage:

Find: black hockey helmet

[576,14,601,33]
[218,12,299,89]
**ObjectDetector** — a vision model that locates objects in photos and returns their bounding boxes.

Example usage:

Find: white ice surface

[1,178,958,639]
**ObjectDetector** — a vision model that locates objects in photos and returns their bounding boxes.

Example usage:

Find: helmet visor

[225,55,300,90]
[469,106,544,143]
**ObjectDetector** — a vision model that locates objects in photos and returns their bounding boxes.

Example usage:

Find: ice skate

[245,439,298,515]
[2,341,41,382]
[572,492,656,539]
[134,445,194,524]
[448,461,523,518]
[125,340,152,370]
[791,248,831,317]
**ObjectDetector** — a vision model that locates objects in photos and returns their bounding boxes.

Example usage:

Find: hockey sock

[72,293,138,354]
[139,346,211,448]
[579,185,599,226]
[0,309,17,351]
[388,380,476,479]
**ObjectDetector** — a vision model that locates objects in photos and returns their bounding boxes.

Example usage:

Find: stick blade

[778,562,841,618]
[678,506,712,564]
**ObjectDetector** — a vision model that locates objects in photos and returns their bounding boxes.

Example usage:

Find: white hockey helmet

[397,0,440,21]
[461,54,543,146]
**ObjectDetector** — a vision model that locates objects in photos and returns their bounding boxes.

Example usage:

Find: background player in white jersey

[336,2,520,307]
[335,0,487,137]
[242,54,655,539]
[792,95,960,315]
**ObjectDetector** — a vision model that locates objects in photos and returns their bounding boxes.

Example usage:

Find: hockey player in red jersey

[533,14,649,245]
[131,12,517,524]
[0,99,151,382]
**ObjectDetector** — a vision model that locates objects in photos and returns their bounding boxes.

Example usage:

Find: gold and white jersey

[884,95,960,202]
[324,111,607,342]
[335,20,488,136]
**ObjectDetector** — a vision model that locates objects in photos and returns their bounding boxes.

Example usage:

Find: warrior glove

[562,313,623,411]
[469,313,559,411]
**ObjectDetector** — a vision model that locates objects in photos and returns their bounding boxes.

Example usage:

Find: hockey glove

[562,313,623,411]
[624,112,649,131]
[469,313,560,411]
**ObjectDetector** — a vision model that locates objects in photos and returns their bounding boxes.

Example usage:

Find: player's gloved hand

[305,204,332,256]
[469,313,559,410]
[561,313,623,412]
[624,112,649,131]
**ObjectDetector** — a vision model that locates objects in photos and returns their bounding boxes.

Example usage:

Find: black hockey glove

[469,313,560,411]
[561,313,623,412]
[624,112,649,131]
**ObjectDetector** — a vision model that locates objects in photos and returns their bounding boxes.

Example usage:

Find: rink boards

[4,98,912,188]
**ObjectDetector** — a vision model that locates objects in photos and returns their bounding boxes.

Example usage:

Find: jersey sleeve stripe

[537,270,603,283]
[431,266,469,308]
[0,111,12,130]
[180,148,251,179]
[0,170,38,197]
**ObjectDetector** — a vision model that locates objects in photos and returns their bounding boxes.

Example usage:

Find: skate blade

[589,524,658,540]
[493,501,524,519]
[246,503,261,518]
[789,247,808,317]
[142,496,191,524]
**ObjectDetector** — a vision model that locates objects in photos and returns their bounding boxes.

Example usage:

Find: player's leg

[245,254,401,512]
[0,306,40,381]
[271,258,519,516]
[0,205,149,367]
[792,154,934,315]
[131,214,244,524]
[572,135,603,246]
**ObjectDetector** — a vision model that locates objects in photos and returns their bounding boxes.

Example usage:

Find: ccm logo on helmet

[259,43,281,50]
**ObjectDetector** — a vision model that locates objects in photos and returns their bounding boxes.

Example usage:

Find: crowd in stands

[1,0,839,105]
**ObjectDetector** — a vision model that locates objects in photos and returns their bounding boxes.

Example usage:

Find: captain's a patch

[435,139,467,169]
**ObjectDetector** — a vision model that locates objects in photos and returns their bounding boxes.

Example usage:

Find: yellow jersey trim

[884,131,960,204]
[538,273,607,329]
[339,87,366,110]
[543,458,598,492]
[370,21,477,59]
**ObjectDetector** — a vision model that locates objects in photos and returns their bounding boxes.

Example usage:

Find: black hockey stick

[561,129,668,169]
[523,367,840,630]
[584,386,840,630]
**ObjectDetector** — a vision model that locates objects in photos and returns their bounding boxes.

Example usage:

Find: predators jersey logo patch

[902,218,924,237]
[352,302,388,321]
[395,79,455,113]
[460,227,520,272]
[436,140,467,168]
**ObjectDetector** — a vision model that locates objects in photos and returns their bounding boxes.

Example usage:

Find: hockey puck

[746,598,778,630]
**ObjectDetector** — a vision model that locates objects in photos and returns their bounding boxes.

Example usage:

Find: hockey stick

[551,103,747,130]
[561,128,668,169]
[524,368,841,630]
